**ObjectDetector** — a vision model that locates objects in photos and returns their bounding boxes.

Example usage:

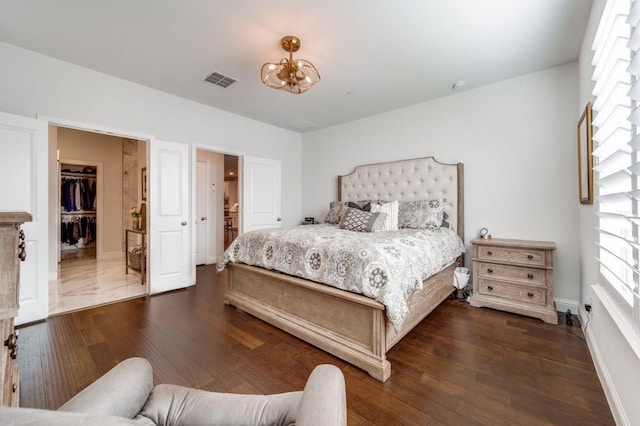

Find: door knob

[277,217,282,221]
[201,217,207,221]
[181,221,187,226]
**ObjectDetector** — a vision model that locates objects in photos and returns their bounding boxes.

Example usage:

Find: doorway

[224,155,239,249]
[50,126,149,315]
[194,149,239,265]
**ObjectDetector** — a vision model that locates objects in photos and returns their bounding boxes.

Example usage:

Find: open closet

[59,162,98,260]
[51,126,148,315]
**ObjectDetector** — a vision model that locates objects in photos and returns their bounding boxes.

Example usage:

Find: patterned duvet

[217,224,465,331]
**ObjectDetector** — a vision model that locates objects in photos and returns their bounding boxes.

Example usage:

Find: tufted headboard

[338,157,464,240]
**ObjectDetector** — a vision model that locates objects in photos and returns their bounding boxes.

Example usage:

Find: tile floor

[49,254,147,315]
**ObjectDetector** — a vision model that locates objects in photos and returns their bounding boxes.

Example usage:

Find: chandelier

[261,36,320,94]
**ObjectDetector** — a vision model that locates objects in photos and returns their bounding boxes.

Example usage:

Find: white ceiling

[0,0,592,133]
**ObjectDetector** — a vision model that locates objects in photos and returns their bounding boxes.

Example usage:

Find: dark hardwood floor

[18,265,614,425]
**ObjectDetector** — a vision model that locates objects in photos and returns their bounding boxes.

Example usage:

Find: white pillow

[370,200,399,231]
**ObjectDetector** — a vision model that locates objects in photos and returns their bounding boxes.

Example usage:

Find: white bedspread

[217,224,465,331]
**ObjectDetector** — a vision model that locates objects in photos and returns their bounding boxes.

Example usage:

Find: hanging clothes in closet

[60,176,96,212]
[60,164,98,255]
[60,214,96,247]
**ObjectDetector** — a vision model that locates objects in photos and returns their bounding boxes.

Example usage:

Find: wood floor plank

[36,322,77,408]
[509,387,612,425]
[70,308,106,347]
[15,323,46,409]
[454,389,549,426]
[86,341,118,376]
[16,265,614,424]
[346,373,438,425]
[50,315,99,393]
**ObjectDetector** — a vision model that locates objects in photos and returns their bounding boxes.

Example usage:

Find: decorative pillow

[422,199,446,229]
[347,199,382,212]
[397,200,425,228]
[324,201,367,224]
[347,201,366,210]
[370,200,399,231]
[441,211,450,229]
[324,201,347,224]
[350,200,372,211]
[338,208,388,232]
[398,199,446,229]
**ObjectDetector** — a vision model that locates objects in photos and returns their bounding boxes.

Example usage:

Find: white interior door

[243,156,281,232]
[195,160,206,265]
[149,139,192,293]
[0,111,49,324]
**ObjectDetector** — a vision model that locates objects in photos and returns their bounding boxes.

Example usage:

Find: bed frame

[224,157,464,382]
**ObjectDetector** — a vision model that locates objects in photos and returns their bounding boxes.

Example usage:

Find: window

[593,0,640,342]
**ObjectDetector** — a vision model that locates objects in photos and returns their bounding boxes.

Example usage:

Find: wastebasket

[454,267,470,300]
[128,245,144,271]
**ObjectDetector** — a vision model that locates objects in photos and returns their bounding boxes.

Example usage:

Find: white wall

[578,1,640,424]
[0,42,302,223]
[303,63,580,307]
[0,42,302,279]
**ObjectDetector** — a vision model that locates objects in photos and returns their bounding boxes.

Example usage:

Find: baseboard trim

[553,297,579,314]
[583,311,629,426]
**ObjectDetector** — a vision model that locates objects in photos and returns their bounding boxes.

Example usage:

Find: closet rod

[61,211,96,215]
[60,172,97,178]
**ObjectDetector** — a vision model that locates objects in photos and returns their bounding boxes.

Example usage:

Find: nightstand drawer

[478,278,546,305]
[476,246,546,267]
[476,262,546,287]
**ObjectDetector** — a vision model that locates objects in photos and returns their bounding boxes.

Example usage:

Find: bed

[221,157,464,382]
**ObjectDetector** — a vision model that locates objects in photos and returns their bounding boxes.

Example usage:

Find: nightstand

[469,237,558,324]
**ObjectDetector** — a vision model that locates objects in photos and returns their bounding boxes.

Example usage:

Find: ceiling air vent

[205,71,237,88]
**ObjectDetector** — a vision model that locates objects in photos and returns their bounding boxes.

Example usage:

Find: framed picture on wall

[577,102,593,204]
[141,167,147,201]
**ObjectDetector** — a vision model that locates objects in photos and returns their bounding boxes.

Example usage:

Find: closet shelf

[61,211,96,215]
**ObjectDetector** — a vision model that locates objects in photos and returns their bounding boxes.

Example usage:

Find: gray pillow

[324,201,368,224]
[338,208,388,232]
[441,211,450,229]
[398,199,446,229]
[324,201,348,224]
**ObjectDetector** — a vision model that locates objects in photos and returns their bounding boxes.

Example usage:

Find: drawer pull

[487,268,493,273]
[527,254,533,259]
[527,292,534,297]
[527,273,534,279]
[487,285,494,291]
[487,251,493,256]
[4,332,18,360]
[18,229,27,262]
[12,384,16,393]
